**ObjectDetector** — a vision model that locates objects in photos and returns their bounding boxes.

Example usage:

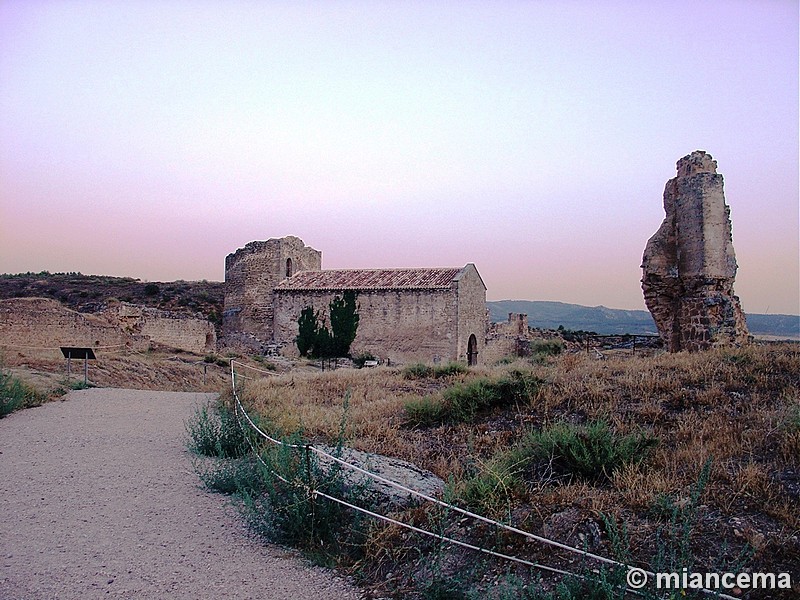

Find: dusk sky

[1,1,797,314]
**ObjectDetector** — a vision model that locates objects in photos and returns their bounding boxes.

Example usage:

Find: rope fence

[228,359,737,600]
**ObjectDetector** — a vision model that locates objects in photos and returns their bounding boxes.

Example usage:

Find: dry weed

[236,342,799,591]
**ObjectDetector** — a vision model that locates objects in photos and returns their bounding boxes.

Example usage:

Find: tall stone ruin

[641,151,749,352]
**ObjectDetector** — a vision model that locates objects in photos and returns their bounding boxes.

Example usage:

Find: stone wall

[455,264,489,364]
[0,298,216,355]
[273,288,461,364]
[642,151,749,351]
[484,313,531,364]
[102,302,216,353]
[223,236,321,345]
[0,298,146,351]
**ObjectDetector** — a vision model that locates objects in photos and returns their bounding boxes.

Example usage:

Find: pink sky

[1,1,798,314]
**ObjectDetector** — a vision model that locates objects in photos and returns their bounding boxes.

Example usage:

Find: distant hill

[488,300,800,340]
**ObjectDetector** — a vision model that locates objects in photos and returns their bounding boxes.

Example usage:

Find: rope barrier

[231,360,278,377]
[233,398,584,580]
[0,343,62,350]
[228,359,738,600]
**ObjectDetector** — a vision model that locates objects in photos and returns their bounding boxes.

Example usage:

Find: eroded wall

[0,298,145,351]
[104,302,216,353]
[0,298,216,355]
[223,236,321,347]
[642,151,749,351]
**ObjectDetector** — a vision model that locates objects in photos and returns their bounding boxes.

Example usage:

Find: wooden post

[304,444,315,541]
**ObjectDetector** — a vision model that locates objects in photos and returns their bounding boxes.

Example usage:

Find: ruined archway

[467,333,478,366]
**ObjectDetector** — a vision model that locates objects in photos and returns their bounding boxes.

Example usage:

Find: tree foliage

[329,291,360,357]
[295,292,360,359]
[296,306,319,358]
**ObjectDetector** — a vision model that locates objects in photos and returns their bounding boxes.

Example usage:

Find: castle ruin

[223,236,487,365]
[641,151,749,352]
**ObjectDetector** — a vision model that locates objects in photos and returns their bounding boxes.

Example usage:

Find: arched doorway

[467,334,478,366]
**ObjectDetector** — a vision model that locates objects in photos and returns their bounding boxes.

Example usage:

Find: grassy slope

[236,344,800,597]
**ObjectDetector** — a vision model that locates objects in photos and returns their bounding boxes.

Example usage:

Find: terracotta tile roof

[274,268,463,291]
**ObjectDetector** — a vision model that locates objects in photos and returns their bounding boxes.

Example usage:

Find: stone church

[222,236,487,365]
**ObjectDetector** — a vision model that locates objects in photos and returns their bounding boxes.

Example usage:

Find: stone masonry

[641,151,749,352]
[223,237,488,365]
[0,297,216,354]
[223,237,321,347]
[102,301,216,353]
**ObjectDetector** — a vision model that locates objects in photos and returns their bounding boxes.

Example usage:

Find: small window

[286,258,293,278]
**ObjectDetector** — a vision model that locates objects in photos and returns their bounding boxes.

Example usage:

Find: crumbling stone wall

[0,298,215,354]
[641,151,749,351]
[103,302,216,353]
[484,313,531,363]
[223,237,321,347]
[0,298,146,351]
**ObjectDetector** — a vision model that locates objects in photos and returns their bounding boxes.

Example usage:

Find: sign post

[60,347,96,386]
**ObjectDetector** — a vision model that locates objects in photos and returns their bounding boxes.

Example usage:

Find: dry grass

[2,345,234,395]
[238,343,800,596]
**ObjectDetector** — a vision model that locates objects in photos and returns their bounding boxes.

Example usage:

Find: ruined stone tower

[223,236,322,348]
[641,151,749,352]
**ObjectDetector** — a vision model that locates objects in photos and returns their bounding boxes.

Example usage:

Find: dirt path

[0,389,364,600]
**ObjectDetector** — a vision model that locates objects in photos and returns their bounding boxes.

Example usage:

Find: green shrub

[455,420,657,513]
[442,370,543,423]
[443,378,503,422]
[185,402,249,458]
[240,438,371,564]
[403,363,434,379]
[531,339,564,357]
[457,455,521,516]
[353,351,377,368]
[403,362,468,380]
[520,420,658,482]
[0,369,44,417]
[252,355,277,370]
[405,370,543,427]
[195,455,264,495]
[204,354,229,368]
[404,395,448,427]
[432,362,468,377]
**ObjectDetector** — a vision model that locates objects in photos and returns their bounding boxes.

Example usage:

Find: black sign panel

[60,347,96,360]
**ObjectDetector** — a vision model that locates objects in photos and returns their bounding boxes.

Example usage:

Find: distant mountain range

[487,300,800,340]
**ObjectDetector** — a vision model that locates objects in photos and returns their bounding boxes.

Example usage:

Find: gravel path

[0,389,364,600]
